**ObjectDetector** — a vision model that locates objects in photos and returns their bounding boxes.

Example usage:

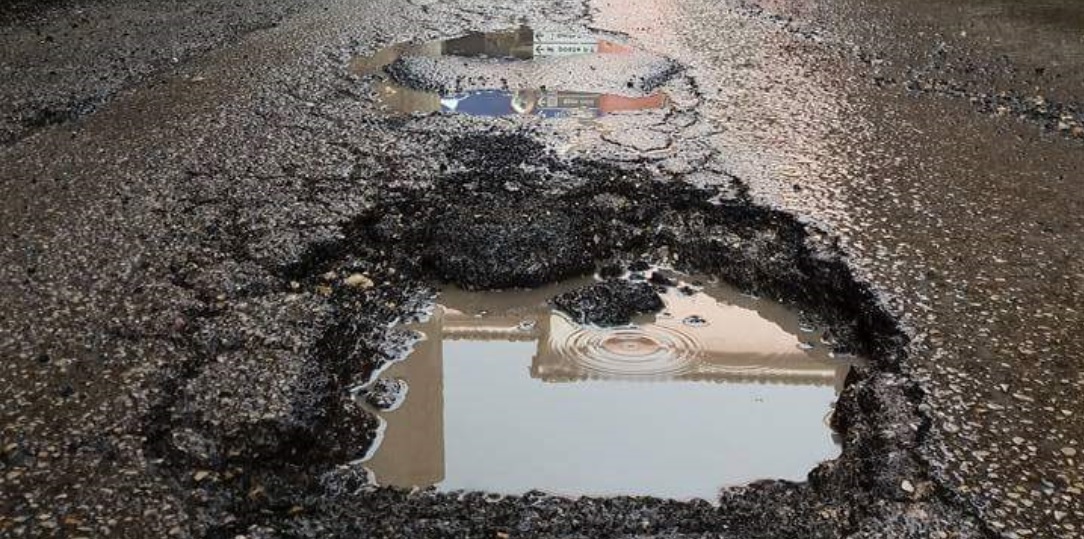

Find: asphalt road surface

[1,0,1081,537]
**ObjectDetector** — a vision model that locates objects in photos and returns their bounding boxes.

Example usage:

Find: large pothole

[151,45,927,533]
[225,127,917,535]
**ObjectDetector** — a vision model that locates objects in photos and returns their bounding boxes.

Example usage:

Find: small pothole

[351,26,674,117]
[377,87,670,118]
[358,272,858,500]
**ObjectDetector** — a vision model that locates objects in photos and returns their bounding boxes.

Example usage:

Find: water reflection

[351,26,669,118]
[361,277,854,500]
[377,87,669,118]
[354,26,635,68]
[438,26,637,60]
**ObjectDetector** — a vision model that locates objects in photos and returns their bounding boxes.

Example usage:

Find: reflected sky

[376,87,669,118]
[441,341,839,499]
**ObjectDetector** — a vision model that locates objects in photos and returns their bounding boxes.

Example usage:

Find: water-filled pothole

[376,87,669,118]
[358,274,858,501]
[351,26,670,117]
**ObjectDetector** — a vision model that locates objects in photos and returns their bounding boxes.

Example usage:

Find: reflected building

[439,26,536,60]
[350,26,667,118]
[361,313,445,487]
[437,26,632,60]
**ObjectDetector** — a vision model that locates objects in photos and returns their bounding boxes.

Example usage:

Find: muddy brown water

[358,275,857,501]
[350,26,670,118]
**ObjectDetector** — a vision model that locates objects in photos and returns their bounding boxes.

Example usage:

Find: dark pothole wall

[295,130,905,362]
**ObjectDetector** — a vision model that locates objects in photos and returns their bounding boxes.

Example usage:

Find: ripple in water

[551,319,704,377]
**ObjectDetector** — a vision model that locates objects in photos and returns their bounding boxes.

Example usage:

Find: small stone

[1054,511,1067,521]
[901,480,915,493]
[1060,447,1077,457]
[248,485,266,501]
[192,470,211,482]
[287,505,304,516]
[171,316,187,332]
[361,378,407,410]
[344,273,374,289]
[647,272,676,287]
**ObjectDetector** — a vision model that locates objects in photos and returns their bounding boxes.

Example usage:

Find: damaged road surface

[1,0,1082,538]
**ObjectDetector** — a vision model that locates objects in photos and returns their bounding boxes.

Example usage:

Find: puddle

[375,87,670,118]
[424,26,624,61]
[359,275,855,501]
[351,26,670,118]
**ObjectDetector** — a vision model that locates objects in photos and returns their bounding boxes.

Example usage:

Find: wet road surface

[1,0,1082,537]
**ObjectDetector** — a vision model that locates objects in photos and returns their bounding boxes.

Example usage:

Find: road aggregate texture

[551,279,665,326]
[1,0,1081,538]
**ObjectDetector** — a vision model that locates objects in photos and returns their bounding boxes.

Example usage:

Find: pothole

[357,272,858,500]
[350,26,676,117]
[166,128,911,536]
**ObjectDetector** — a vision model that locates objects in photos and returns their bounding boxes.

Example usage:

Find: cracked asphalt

[1,0,1082,537]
